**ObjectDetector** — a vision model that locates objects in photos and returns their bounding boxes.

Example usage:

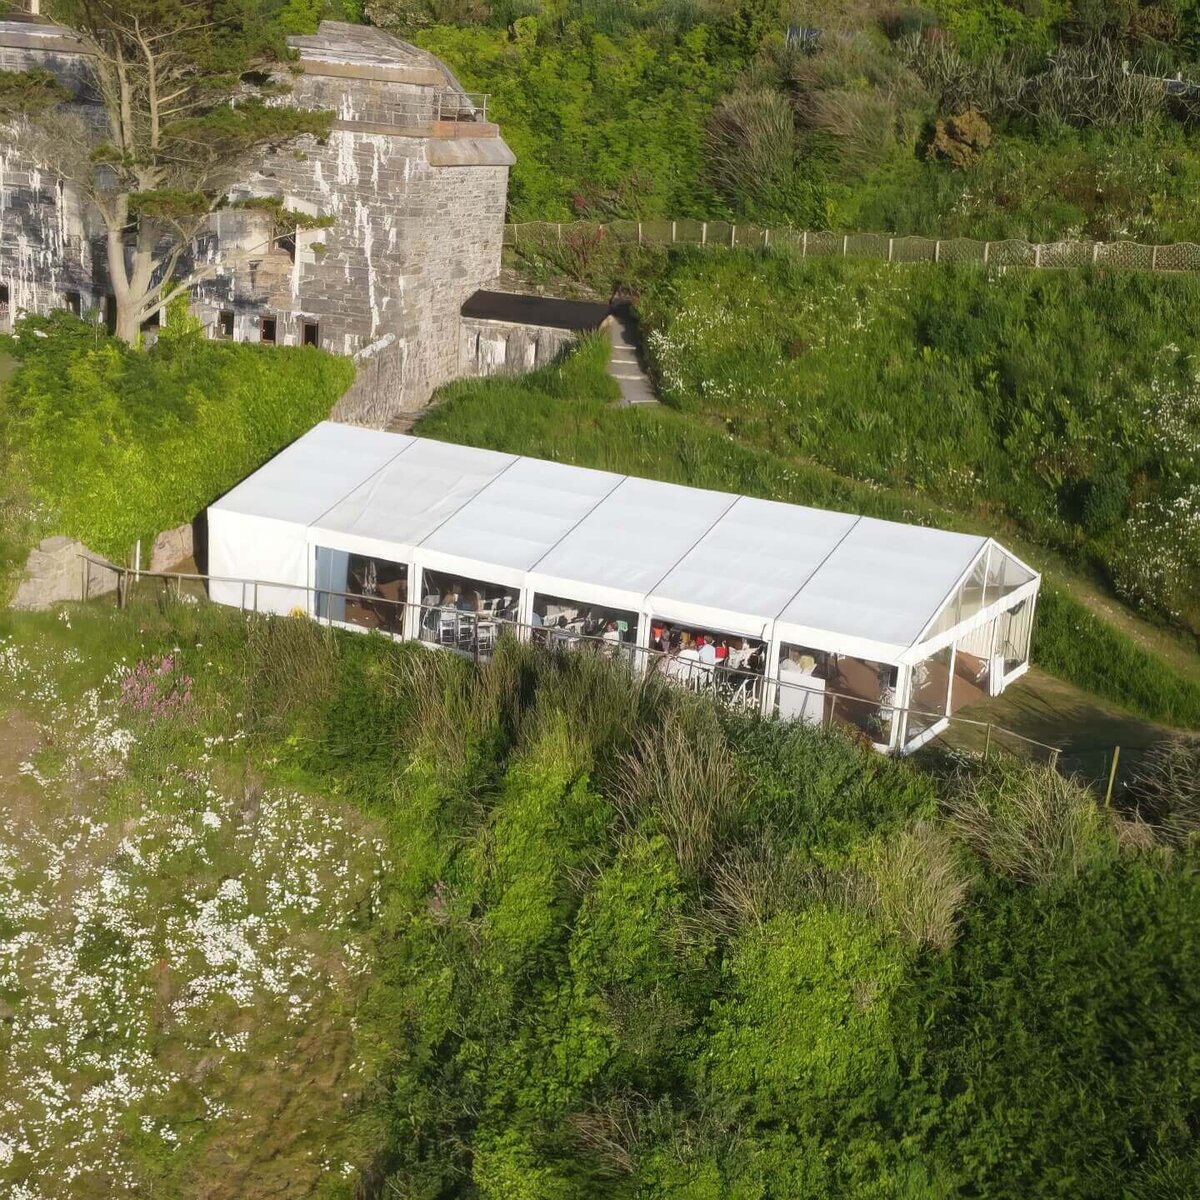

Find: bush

[0,313,353,569]
[945,758,1117,885]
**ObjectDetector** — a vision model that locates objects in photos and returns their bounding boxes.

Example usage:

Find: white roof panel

[210,421,411,523]
[778,517,986,649]
[421,456,623,571]
[314,437,517,547]
[209,423,1036,660]
[529,475,738,599]
[648,495,859,629]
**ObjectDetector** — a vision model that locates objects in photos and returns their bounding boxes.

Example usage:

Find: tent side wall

[206,509,312,615]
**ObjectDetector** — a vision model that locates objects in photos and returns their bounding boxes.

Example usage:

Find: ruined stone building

[0,11,515,422]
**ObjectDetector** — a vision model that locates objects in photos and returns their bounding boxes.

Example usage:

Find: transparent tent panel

[996,597,1035,675]
[906,644,953,743]
[924,545,1035,641]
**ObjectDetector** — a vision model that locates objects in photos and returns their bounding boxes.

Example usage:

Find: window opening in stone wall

[104,295,117,334]
[303,320,319,347]
[0,283,9,327]
[259,316,277,344]
[64,291,81,316]
[218,310,234,339]
[141,308,161,332]
[279,234,297,263]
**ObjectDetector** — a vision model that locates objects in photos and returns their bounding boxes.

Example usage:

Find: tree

[0,0,333,344]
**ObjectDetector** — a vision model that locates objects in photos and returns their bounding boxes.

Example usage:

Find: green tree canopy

[0,0,333,343]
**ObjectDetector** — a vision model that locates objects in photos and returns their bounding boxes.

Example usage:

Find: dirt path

[943,666,1169,786]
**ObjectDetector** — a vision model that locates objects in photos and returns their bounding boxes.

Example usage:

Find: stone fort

[0,9,518,423]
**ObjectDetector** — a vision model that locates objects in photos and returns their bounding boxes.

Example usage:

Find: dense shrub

[0,312,353,571]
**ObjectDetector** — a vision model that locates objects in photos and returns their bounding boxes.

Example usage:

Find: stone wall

[0,30,97,325]
[0,19,514,424]
[460,317,582,377]
[10,536,118,609]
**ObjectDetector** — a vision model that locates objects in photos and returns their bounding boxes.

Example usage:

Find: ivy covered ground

[2,597,1200,1197]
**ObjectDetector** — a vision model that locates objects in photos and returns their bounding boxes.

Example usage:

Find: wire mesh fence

[505,221,1200,274]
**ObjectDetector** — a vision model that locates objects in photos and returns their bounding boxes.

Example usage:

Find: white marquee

[208,422,1040,752]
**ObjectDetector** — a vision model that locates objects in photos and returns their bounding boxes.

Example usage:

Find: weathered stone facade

[0,16,514,424]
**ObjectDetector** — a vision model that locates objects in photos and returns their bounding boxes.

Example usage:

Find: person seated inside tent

[651,621,766,696]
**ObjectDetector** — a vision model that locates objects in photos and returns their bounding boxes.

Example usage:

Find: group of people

[532,608,629,656]
[650,626,764,688]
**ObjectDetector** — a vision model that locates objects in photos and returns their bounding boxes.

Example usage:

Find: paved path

[607,309,658,407]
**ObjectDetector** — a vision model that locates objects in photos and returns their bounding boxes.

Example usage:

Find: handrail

[78,553,1062,765]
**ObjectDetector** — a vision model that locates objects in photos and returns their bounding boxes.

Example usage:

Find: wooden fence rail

[505,220,1200,273]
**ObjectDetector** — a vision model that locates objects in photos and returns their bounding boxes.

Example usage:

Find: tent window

[302,320,319,347]
[259,316,277,344]
[997,598,1034,676]
[649,617,765,707]
[906,644,954,746]
[531,592,637,655]
[315,547,407,635]
[780,646,897,742]
[419,568,519,657]
[217,310,234,339]
[985,547,1035,607]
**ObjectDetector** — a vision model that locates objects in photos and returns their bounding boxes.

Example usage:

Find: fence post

[983,240,990,265]
[1104,746,1121,807]
[672,220,677,244]
[1049,747,1060,772]
[556,222,562,244]
[730,224,736,247]
[637,221,643,246]
[842,234,848,257]
[934,239,941,263]
[763,227,769,248]
[887,237,894,263]
[1034,244,1042,268]
[1092,241,1099,264]
[1151,244,1159,271]
[253,581,259,614]
[701,221,707,246]
[802,230,807,258]
[828,694,837,729]
[983,723,992,761]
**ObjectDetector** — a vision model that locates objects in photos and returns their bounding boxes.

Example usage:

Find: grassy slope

[0,314,355,588]
[4,599,1199,1197]
[415,334,1200,727]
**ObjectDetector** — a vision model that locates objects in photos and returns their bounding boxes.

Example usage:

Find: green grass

[0,310,354,587]
[6,598,1200,1197]
[418,330,1200,728]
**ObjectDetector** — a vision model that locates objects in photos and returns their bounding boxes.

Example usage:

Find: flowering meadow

[0,616,384,1198]
[4,598,1200,1198]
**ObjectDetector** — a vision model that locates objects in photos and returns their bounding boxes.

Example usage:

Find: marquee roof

[211,422,1038,659]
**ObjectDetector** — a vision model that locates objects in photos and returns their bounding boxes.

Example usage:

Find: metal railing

[505,220,1200,273]
[80,554,1062,767]
[378,89,489,130]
